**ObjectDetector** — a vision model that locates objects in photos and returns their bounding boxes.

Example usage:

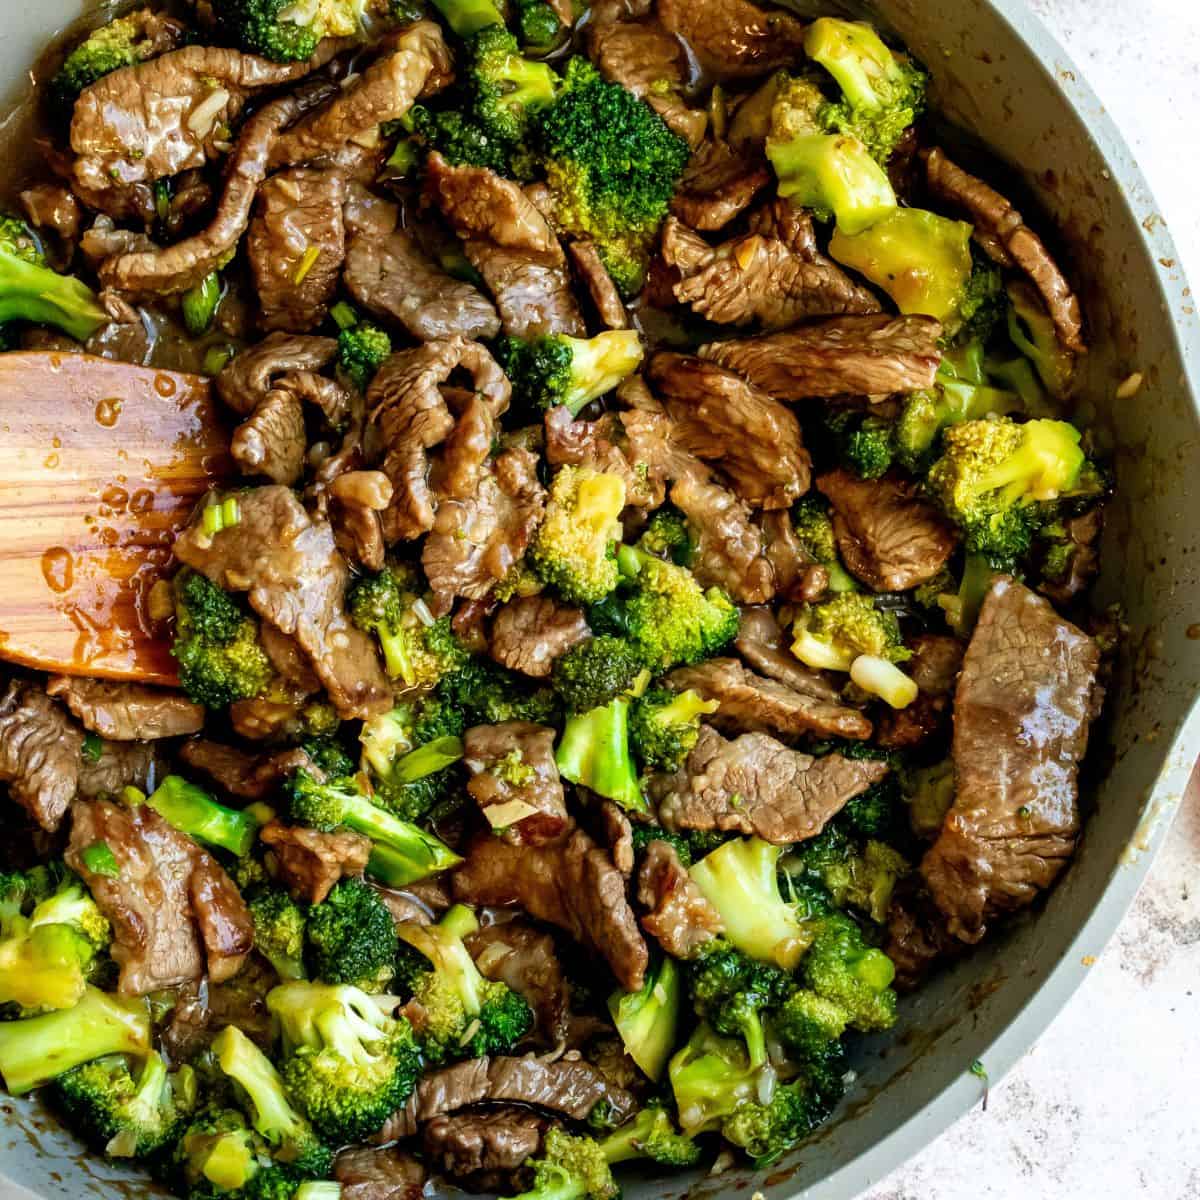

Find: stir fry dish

[0,0,1112,1195]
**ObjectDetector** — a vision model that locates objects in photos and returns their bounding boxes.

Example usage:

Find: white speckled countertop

[860,6,1200,1194]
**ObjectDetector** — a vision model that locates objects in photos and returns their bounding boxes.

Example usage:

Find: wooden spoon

[0,352,233,685]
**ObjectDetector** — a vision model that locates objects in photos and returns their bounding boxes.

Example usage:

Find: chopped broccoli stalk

[532,466,627,604]
[268,981,422,1143]
[936,552,1001,635]
[143,775,258,857]
[555,696,646,813]
[171,569,273,710]
[248,891,307,982]
[607,955,681,1082]
[49,13,150,112]
[496,330,643,417]
[0,987,150,1096]
[336,309,392,393]
[213,1024,333,1178]
[829,207,973,323]
[182,272,222,337]
[1006,279,1077,397]
[689,839,810,970]
[552,636,645,713]
[533,57,690,295]
[598,1103,701,1167]
[54,1051,195,1159]
[628,687,718,772]
[427,0,504,36]
[790,497,857,592]
[516,0,563,49]
[791,592,910,673]
[395,904,533,1061]
[804,17,927,165]
[285,768,463,886]
[306,879,397,993]
[391,736,464,782]
[215,0,372,63]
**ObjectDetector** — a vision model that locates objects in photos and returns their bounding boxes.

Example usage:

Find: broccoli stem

[0,250,108,342]
[428,0,505,36]
[144,776,258,857]
[555,698,647,814]
[391,736,464,783]
[365,833,464,889]
[607,956,680,1082]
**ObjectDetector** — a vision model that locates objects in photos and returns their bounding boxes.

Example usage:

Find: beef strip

[179,740,312,802]
[656,0,807,78]
[20,184,82,247]
[700,314,943,401]
[875,634,964,750]
[489,596,590,679]
[327,470,393,572]
[668,657,871,741]
[651,725,889,844]
[669,139,772,231]
[465,921,571,1045]
[596,800,635,877]
[174,486,391,719]
[543,407,665,509]
[0,681,84,831]
[423,1108,546,1192]
[217,331,338,416]
[817,469,958,592]
[375,1055,638,1141]
[45,676,203,740]
[78,740,156,799]
[734,608,845,703]
[260,821,373,904]
[463,722,569,845]
[921,577,1102,942]
[345,227,501,342]
[647,353,810,509]
[66,799,252,993]
[567,241,628,330]
[923,147,1086,354]
[425,154,585,338]
[247,167,347,332]
[334,1147,427,1200]
[452,828,649,991]
[1038,508,1103,606]
[883,880,964,990]
[636,839,723,959]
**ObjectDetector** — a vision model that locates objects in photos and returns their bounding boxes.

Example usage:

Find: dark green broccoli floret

[823,408,895,480]
[49,13,151,114]
[532,466,627,605]
[628,687,717,772]
[635,508,694,566]
[54,1051,195,1159]
[515,0,563,49]
[395,904,532,1062]
[248,891,307,982]
[213,1025,333,1179]
[555,697,645,813]
[306,879,397,993]
[0,986,151,1096]
[782,824,908,925]
[955,259,1007,346]
[268,981,423,1143]
[171,569,273,710]
[214,0,370,63]
[300,737,356,779]
[332,304,392,393]
[533,57,690,294]
[435,656,560,727]
[552,636,644,713]
[144,775,258,857]
[496,330,643,418]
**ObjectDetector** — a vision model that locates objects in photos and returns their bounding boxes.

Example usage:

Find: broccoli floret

[901,757,956,839]
[54,1051,195,1159]
[301,737,356,779]
[635,508,693,566]
[214,0,371,63]
[435,656,560,727]
[144,775,258,857]
[172,570,273,710]
[359,703,466,827]
[213,1025,332,1179]
[533,57,690,294]
[306,879,397,993]
[515,0,563,49]
[955,259,1007,346]
[628,687,718,772]
[285,768,462,888]
[183,273,223,337]
[169,1105,262,1197]
[689,839,810,970]
[823,408,895,480]
[607,955,681,1083]
[332,304,392,393]
[789,497,857,593]
[791,592,910,672]
[395,903,532,1062]
[248,891,307,982]
[427,0,504,36]
[598,1102,701,1167]
[783,827,909,925]
[552,636,645,713]
[496,330,643,418]
[0,212,107,343]
[49,13,149,113]
[555,697,646,813]
[268,981,421,1143]
[501,1127,617,1200]
[804,17,927,165]
[0,986,151,1096]
[1006,279,1077,398]
[531,466,627,604]
[773,989,848,1060]
[800,911,896,1032]
[347,564,468,687]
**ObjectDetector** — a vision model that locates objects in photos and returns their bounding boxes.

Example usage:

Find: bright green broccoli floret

[144,775,258,857]
[49,13,149,113]
[555,697,645,813]
[268,981,422,1143]
[804,17,927,165]
[628,687,718,772]
[172,570,273,710]
[800,911,896,1032]
[533,57,690,294]
[0,212,107,343]
[214,0,371,63]
[395,903,533,1062]
[552,636,644,713]
[306,879,397,993]
[496,330,643,417]
[285,768,462,888]
[502,1127,617,1200]
[608,956,681,1083]
[248,891,307,982]
[54,1051,195,1159]
[532,466,627,604]
[427,0,504,36]
[789,496,857,593]
[332,304,392,393]
[0,986,150,1096]
[169,1104,275,1197]
[599,1102,700,1167]
[436,656,560,726]
[515,0,563,49]
[213,1025,333,1179]
[791,591,910,672]
[635,508,693,566]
